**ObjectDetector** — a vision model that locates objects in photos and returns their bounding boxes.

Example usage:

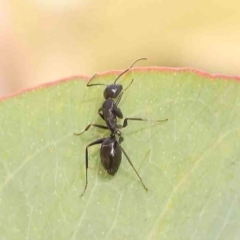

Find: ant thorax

[101,98,123,120]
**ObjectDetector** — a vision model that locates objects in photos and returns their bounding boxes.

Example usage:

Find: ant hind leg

[120,145,148,191]
[81,138,106,196]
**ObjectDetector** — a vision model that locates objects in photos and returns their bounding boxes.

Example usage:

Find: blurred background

[1,0,240,96]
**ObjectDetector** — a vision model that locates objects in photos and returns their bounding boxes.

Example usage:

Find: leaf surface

[0,69,240,240]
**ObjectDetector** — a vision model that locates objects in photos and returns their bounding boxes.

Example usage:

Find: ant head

[103,84,123,99]
[103,58,147,99]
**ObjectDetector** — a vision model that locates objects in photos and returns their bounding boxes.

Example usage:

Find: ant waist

[109,129,122,137]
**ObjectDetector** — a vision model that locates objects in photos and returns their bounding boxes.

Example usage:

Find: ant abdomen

[100,137,122,175]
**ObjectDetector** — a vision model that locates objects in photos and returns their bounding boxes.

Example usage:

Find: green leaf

[0,69,240,240]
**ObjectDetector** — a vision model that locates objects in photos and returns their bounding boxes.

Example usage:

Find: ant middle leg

[74,124,108,136]
[119,117,168,128]
[81,138,106,196]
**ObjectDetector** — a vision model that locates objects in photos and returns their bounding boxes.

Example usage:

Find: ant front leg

[81,138,106,196]
[74,123,108,136]
[112,104,123,119]
[98,108,105,121]
[119,117,168,128]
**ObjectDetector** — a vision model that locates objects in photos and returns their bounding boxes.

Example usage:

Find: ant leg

[112,104,123,119]
[119,143,148,191]
[98,108,105,121]
[81,138,106,196]
[119,136,124,144]
[74,124,108,136]
[115,79,134,106]
[120,117,168,128]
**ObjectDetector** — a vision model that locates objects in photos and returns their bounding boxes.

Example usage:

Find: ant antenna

[87,73,107,87]
[113,57,147,84]
[115,79,134,106]
[86,57,147,87]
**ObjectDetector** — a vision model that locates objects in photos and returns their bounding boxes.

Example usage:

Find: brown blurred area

[1,0,240,96]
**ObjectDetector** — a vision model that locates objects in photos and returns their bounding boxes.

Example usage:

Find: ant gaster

[75,59,168,196]
[78,132,149,197]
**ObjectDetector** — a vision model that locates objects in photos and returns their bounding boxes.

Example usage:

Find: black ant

[75,59,168,196]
